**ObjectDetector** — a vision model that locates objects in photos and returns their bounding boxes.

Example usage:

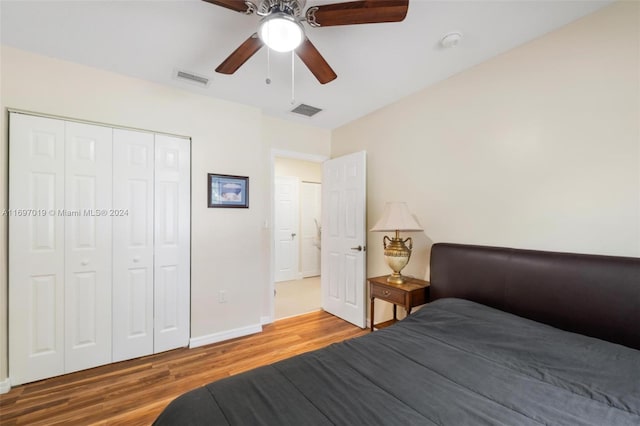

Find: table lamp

[370,202,423,284]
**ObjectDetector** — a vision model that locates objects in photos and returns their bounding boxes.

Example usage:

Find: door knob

[350,245,363,252]
[291,233,297,239]
[133,256,141,263]
[81,259,89,266]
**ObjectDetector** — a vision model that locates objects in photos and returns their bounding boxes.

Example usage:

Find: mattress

[154,298,640,425]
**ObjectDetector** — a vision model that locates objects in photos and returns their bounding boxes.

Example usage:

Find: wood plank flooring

[0,311,368,426]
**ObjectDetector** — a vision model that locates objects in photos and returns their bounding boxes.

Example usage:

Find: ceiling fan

[203,0,409,84]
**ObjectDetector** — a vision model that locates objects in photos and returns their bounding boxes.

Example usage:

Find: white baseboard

[260,315,272,325]
[189,323,262,349]
[0,378,11,394]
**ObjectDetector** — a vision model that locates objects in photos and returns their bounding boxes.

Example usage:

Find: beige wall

[0,46,330,383]
[263,116,331,158]
[333,1,640,317]
[274,157,322,183]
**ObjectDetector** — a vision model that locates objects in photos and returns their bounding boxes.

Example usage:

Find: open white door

[321,151,367,328]
[274,176,300,282]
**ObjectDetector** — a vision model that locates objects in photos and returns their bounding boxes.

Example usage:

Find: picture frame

[207,173,249,208]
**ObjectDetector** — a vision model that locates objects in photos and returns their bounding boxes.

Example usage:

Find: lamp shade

[370,202,423,232]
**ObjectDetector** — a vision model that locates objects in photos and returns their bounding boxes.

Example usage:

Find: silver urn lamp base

[383,231,413,284]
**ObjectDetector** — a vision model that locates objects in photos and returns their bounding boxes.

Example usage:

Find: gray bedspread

[154,298,640,425]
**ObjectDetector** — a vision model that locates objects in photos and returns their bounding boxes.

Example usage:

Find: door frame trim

[268,149,328,324]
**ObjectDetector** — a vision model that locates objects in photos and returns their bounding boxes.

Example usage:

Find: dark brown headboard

[430,243,640,350]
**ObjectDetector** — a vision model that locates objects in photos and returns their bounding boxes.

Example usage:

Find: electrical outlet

[218,290,227,303]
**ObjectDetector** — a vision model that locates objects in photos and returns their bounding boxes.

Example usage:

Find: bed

[154,243,640,425]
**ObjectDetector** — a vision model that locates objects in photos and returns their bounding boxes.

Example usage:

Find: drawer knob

[383,290,390,296]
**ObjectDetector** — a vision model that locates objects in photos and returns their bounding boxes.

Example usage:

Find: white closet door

[9,113,66,385]
[154,134,190,353]
[112,129,155,362]
[64,122,113,373]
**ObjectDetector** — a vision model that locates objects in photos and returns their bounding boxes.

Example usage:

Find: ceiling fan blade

[296,38,337,85]
[306,0,409,27]
[215,33,263,74]
[201,0,255,14]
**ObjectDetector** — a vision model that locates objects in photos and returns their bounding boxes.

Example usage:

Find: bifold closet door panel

[9,113,66,386]
[154,134,191,353]
[64,121,113,373]
[112,129,155,362]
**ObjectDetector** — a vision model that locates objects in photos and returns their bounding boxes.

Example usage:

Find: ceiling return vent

[291,104,322,117]
[174,69,210,87]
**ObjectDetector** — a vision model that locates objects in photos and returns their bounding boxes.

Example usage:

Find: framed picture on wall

[208,173,249,208]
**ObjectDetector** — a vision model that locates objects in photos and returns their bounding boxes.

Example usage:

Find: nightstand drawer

[371,283,405,304]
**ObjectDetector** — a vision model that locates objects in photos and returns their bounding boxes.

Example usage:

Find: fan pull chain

[265,21,271,85]
[265,47,271,85]
[291,51,295,105]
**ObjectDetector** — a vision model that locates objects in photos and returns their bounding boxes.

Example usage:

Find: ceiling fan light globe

[259,13,304,53]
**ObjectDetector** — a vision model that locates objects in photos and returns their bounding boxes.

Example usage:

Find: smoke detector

[440,32,463,48]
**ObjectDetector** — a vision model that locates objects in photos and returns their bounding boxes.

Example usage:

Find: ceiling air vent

[291,104,322,117]
[174,69,210,87]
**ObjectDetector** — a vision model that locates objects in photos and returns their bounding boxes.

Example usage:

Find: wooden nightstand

[369,275,430,331]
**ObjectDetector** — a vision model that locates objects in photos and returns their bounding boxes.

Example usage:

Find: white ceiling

[1,0,612,129]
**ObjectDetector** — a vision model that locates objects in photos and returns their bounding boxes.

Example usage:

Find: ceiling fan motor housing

[258,0,306,17]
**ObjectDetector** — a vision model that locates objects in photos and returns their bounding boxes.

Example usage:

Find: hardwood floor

[0,311,368,426]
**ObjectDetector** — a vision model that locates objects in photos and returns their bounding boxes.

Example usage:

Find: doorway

[273,154,324,320]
